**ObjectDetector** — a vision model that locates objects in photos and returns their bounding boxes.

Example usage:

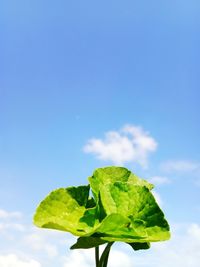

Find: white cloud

[63,223,200,267]
[149,176,171,186]
[24,231,58,258]
[0,222,25,233]
[83,124,157,168]
[109,249,132,267]
[0,254,41,267]
[0,209,22,219]
[161,160,200,173]
[63,248,132,267]
[188,223,200,240]
[132,223,200,267]
[0,209,25,235]
[63,249,94,267]
[0,207,72,266]
[1,208,200,267]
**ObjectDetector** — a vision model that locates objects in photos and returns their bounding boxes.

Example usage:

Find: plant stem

[95,246,99,267]
[102,249,109,267]
[99,242,113,267]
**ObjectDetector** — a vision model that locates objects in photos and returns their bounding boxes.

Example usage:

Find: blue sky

[1,1,200,266]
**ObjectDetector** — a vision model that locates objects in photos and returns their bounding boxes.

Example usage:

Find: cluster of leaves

[34,167,170,254]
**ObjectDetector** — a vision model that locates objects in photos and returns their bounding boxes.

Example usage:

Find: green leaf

[79,206,99,228]
[88,167,130,200]
[33,166,170,251]
[89,166,153,200]
[128,242,150,250]
[96,214,146,243]
[96,213,135,237]
[33,185,97,236]
[71,236,107,249]
[128,173,154,190]
[98,182,170,242]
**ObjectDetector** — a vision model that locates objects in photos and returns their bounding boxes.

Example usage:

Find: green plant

[33,166,170,267]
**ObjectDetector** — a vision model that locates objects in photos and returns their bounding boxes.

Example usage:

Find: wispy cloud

[83,124,157,168]
[63,248,132,267]
[23,231,58,258]
[0,209,22,219]
[0,209,25,234]
[130,223,200,267]
[149,176,171,186]
[63,249,94,267]
[1,208,200,267]
[160,160,200,173]
[0,208,73,267]
[0,222,25,233]
[0,254,41,267]
[63,223,200,267]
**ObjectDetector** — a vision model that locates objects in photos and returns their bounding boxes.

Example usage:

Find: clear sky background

[1,1,200,267]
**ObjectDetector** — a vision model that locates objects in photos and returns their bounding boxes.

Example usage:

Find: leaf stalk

[95,242,113,267]
[95,246,99,267]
